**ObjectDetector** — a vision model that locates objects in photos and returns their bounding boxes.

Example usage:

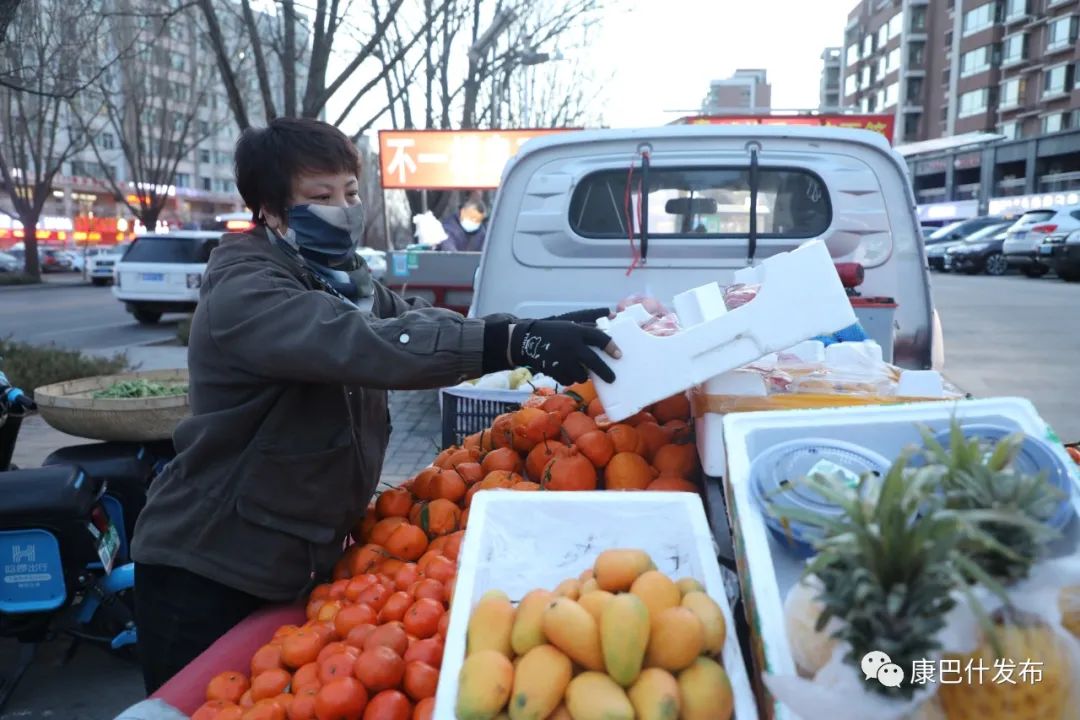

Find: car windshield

[964,223,1010,242]
[928,221,964,241]
[123,236,218,263]
[1011,210,1055,229]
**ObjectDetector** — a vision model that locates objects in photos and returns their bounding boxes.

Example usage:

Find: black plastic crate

[440,389,524,449]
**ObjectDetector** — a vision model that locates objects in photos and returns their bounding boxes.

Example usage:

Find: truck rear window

[569,167,831,240]
[123,236,218,263]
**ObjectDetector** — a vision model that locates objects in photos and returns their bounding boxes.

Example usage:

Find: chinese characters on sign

[682,114,897,145]
[378,129,579,190]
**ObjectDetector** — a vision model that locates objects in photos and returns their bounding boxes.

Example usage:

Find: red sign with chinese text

[680,114,896,144]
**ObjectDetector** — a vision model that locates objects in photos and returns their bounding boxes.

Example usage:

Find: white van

[469,126,938,370]
[112,232,221,324]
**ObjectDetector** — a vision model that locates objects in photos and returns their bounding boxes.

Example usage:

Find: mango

[546,705,572,720]
[594,549,655,592]
[644,606,704,672]
[579,568,594,583]
[580,578,599,594]
[553,578,581,600]
[630,570,681,620]
[456,649,515,720]
[601,592,650,686]
[541,597,605,671]
[508,644,572,720]
[578,590,615,624]
[628,668,681,720]
[681,591,727,655]
[469,589,516,657]
[565,672,634,720]
[678,657,734,720]
[676,577,705,597]
[511,589,554,656]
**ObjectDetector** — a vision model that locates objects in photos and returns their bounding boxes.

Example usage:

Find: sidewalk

[0,273,90,292]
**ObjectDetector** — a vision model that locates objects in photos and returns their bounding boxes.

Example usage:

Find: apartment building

[820,47,844,110]
[841,0,1080,219]
[701,70,772,113]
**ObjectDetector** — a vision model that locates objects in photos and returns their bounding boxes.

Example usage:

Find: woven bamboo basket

[34,368,190,442]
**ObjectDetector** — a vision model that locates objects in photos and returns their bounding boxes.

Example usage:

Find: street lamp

[468,8,517,61]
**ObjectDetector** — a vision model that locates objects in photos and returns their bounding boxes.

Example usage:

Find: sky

[587,0,857,127]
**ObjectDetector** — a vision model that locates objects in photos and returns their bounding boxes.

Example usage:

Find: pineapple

[937,607,1071,720]
[773,452,966,700]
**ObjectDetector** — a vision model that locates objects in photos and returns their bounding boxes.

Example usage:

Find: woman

[130,117,618,694]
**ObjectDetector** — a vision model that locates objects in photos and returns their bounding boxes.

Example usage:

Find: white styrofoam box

[590,241,857,422]
[695,370,769,477]
[720,397,1080,720]
[896,370,945,398]
[784,341,826,364]
[433,491,759,720]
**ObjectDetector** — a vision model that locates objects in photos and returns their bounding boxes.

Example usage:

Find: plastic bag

[723,282,760,310]
[413,211,447,247]
[615,293,682,336]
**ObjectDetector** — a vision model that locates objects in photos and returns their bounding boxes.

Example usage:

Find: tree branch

[241,0,278,120]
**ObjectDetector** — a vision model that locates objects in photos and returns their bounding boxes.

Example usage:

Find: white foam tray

[433,491,759,720]
[589,240,857,422]
[720,397,1080,720]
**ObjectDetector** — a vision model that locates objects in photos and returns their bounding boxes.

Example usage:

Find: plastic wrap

[615,293,682,336]
[724,282,761,310]
[764,555,1080,720]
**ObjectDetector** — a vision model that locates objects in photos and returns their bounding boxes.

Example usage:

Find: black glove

[509,320,618,385]
[545,307,611,325]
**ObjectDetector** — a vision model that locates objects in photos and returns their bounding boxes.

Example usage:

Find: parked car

[112,232,221,324]
[39,248,73,273]
[87,242,132,286]
[0,251,18,272]
[943,222,1013,275]
[1039,229,1080,282]
[59,250,85,272]
[925,218,1009,271]
[1002,205,1080,278]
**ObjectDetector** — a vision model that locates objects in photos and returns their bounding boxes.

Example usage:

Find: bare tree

[74,3,229,230]
[0,0,21,43]
[0,0,108,278]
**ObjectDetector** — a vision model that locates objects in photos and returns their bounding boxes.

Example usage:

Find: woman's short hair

[234,117,361,223]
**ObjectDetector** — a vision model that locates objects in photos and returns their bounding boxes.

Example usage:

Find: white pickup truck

[468,125,940,371]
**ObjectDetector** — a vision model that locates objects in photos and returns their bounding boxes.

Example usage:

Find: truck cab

[468,125,938,370]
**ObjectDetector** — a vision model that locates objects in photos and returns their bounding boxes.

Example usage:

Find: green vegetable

[92,379,188,399]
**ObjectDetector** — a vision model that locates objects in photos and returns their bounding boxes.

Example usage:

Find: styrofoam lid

[783,340,826,364]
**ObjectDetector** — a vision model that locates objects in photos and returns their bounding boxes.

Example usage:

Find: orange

[275,624,302,640]
[240,691,255,709]
[402,598,444,640]
[379,559,405,578]
[512,481,541,491]
[586,397,605,418]
[314,676,368,720]
[526,439,571,482]
[652,443,699,478]
[561,411,598,442]
[319,652,358,684]
[604,452,657,491]
[357,583,391,611]
[651,393,691,423]
[316,600,343,624]
[410,467,440,501]
[479,447,523,475]
[412,698,434,720]
[271,695,294,715]
[444,576,456,605]
[411,579,444,603]
[454,462,484,486]
[251,644,285,676]
[346,546,389,578]
[207,671,250,704]
[436,613,450,640]
[192,700,243,720]
[377,591,413,624]
[401,662,438,702]
[353,645,406,693]
[422,556,456,586]
[242,698,286,720]
[384,524,428,562]
[345,576,379,603]
[564,379,598,406]
[418,498,461,538]
[606,424,642,454]
[362,689,412,720]
[293,662,323,691]
[377,573,397,590]
[393,564,419,592]
[250,668,291,701]
[404,637,443,667]
[370,518,408,547]
[634,422,671,461]
[575,430,615,468]
[416,551,443,575]
[362,622,409,656]
[334,604,378,639]
[647,476,699,492]
[307,622,336,646]
[289,686,319,720]
[344,624,377,650]
[441,532,464,563]
[376,488,414,519]
[328,579,350,600]
[430,471,466,505]
[317,642,361,665]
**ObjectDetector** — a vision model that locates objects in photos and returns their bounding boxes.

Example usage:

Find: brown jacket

[131,229,487,601]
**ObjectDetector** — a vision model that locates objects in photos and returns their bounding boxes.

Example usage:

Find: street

[0,283,178,351]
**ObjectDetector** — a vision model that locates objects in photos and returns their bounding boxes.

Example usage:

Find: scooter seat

[0,465,103,521]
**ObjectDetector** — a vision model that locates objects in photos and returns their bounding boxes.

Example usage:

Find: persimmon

[320,652,360,684]
[412,698,434,720]
[250,668,291,701]
[243,698,286,720]
[207,671,250,704]
[239,691,255,709]
[377,591,413,624]
[344,624,377,650]
[540,393,578,420]
[369,518,408,547]
[318,642,360,665]
[251,644,285,676]
[647,476,699,492]
[314,676,368,720]
[624,410,657,427]
[575,430,615,468]
[542,449,597,491]
[489,413,515,449]
[362,689,412,720]
[586,398,604,418]
[635,422,671,461]
[411,578,444,602]
[444,576,456,605]
[561,411,597,442]
[459,508,469,528]
[606,424,643,454]
[479,446,522,475]
[307,622,336,646]
[652,443,699,478]
[440,531,464,562]
[293,662,323,690]
[362,621,409,656]
[192,700,243,720]
[316,600,343,624]
[431,447,457,469]
[418,498,461,538]
[604,452,657,490]
[453,461,484,486]
[402,661,439,702]
[375,488,413,519]
[665,419,692,443]
[345,575,379,603]
[394,563,420,591]
[403,598,445,639]
[353,646,406,693]
[651,392,691,423]
[379,558,404,578]
[512,480,541,491]
[289,686,320,720]
[526,439,572,481]
[564,379,597,406]
[436,613,450,640]
[404,636,444,667]
[427,470,464,505]
[423,555,456,585]
[275,624,302,640]
[348,545,390,577]
[384,523,428,562]
[416,550,443,574]
[357,583,391,611]
[328,579,350,601]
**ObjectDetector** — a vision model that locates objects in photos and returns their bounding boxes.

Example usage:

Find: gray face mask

[276,202,366,267]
